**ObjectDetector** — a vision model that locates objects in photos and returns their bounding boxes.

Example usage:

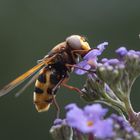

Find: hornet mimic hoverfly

[0,35,91,118]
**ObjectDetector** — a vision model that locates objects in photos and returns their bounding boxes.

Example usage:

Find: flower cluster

[50,42,140,140]
[50,104,140,140]
[65,103,113,139]
[111,114,140,139]
[74,44,140,138]
[116,47,140,79]
[50,119,73,140]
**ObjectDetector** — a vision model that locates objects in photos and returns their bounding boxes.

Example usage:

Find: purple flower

[51,118,67,130]
[84,104,108,121]
[66,104,94,133]
[135,51,140,56]
[116,47,140,60]
[127,50,140,60]
[111,114,140,139]
[75,42,108,75]
[65,103,114,138]
[116,47,140,64]
[93,119,113,139]
[99,58,125,71]
[104,58,120,66]
[101,58,108,63]
[53,118,67,127]
[54,118,63,125]
[116,47,128,57]
[115,48,140,76]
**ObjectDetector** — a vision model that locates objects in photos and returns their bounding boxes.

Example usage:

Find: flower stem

[95,100,127,120]
[123,95,136,123]
[102,91,127,113]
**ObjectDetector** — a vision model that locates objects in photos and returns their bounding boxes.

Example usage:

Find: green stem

[123,95,136,123]
[102,91,127,113]
[95,100,127,120]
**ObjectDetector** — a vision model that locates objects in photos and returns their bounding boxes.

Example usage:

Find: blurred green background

[0,0,140,140]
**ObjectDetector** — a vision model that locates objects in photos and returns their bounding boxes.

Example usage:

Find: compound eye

[66,35,82,50]
[66,35,91,51]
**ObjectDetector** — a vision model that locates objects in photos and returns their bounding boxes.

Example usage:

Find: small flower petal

[74,68,87,75]
[75,42,108,75]
[74,60,91,75]
[84,50,100,60]
[116,47,128,57]
[101,58,108,63]
[97,42,108,53]
[65,103,78,111]
[54,119,63,125]
[105,58,120,66]
[84,104,108,121]
[66,105,94,133]
[65,103,111,135]
[93,119,114,138]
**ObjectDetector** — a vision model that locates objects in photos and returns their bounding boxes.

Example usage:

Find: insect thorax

[34,46,76,97]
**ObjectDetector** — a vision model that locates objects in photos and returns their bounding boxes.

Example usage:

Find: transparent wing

[15,71,40,97]
[0,54,58,97]
[0,62,44,97]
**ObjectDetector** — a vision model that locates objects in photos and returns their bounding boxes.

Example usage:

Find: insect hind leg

[51,77,66,118]
[52,77,65,95]
[52,95,60,118]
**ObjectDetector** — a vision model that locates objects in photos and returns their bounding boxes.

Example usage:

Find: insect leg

[51,77,66,118]
[61,78,83,96]
[71,49,90,56]
[71,48,99,56]
[52,77,65,94]
[62,83,83,95]
[65,64,95,73]
[52,95,60,118]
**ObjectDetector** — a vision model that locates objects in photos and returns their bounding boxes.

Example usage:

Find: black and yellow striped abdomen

[34,62,68,112]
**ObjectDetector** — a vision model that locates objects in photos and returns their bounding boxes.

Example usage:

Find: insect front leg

[65,64,95,73]
[61,78,83,96]
[62,84,83,95]
[71,49,90,56]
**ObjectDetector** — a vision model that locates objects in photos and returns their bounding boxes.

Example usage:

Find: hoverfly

[0,35,91,118]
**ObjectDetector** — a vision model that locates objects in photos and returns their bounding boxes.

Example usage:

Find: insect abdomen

[33,68,54,112]
[33,65,62,112]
